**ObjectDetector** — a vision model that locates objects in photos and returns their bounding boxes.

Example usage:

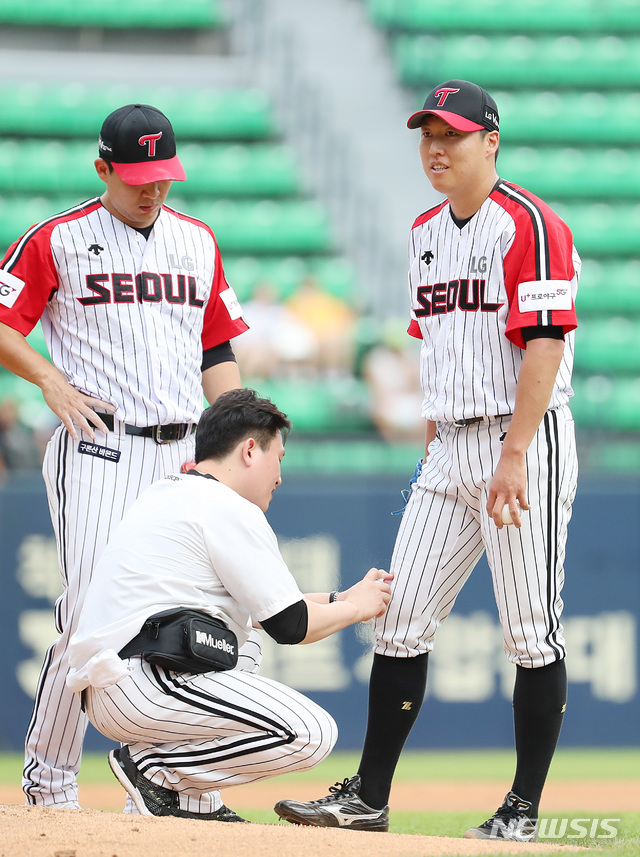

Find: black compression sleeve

[522,325,564,342]
[201,341,236,371]
[261,600,308,645]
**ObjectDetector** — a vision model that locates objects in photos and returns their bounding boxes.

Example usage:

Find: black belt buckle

[152,423,190,444]
[453,417,477,427]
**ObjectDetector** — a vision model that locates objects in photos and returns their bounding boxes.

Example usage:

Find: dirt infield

[0,803,585,857]
[1,776,638,813]
[3,779,637,857]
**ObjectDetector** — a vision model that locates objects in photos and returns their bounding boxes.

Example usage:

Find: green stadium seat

[395,34,640,88]
[498,147,640,200]
[0,0,225,29]
[0,84,276,140]
[0,196,332,256]
[552,202,640,256]
[181,199,331,254]
[577,259,640,316]
[499,91,640,145]
[247,378,372,433]
[178,143,299,196]
[0,140,300,198]
[224,256,358,303]
[366,0,640,33]
[574,318,640,373]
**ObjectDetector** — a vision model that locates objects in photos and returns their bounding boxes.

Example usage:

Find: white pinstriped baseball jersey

[407,180,580,423]
[0,198,247,424]
[67,471,305,689]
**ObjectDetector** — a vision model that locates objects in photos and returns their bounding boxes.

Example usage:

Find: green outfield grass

[2,749,638,856]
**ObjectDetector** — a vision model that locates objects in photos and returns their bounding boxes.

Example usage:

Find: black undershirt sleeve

[201,340,236,371]
[521,324,564,342]
[260,599,309,645]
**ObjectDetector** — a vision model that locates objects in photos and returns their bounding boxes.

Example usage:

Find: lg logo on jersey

[415,279,503,317]
[168,253,195,272]
[78,272,205,307]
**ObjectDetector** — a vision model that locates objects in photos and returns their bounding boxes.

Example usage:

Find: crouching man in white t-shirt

[66,387,391,822]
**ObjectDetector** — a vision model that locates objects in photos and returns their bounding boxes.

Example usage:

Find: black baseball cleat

[463,791,537,841]
[108,746,248,822]
[274,774,389,832]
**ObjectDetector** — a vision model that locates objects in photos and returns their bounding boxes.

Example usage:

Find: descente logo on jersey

[195,630,235,655]
[414,279,503,317]
[78,272,205,307]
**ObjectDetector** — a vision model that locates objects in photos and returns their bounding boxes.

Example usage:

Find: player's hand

[487,449,530,529]
[392,457,423,515]
[42,379,116,441]
[342,568,393,621]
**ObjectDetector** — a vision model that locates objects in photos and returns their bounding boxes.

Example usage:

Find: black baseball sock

[511,658,567,817]
[356,653,428,810]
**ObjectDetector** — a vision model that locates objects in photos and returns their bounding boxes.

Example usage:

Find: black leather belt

[453,414,511,427]
[99,412,195,444]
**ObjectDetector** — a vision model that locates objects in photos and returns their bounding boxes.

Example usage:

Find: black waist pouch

[119,608,238,673]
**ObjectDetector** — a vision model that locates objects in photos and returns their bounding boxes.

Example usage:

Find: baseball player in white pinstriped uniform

[0,104,248,810]
[275,80,579,841]
[66,388,391,821]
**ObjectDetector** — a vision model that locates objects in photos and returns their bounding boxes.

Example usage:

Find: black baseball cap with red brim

[407,80,499,132]
[98,103,187,185]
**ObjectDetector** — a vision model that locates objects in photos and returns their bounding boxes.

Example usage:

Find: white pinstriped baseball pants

[24,423,197,806]
[83,652,337,805]
[375,406,578,668]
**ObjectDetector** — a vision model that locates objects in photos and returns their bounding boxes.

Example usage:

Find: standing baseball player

[274,80,579,841]
[66,388,392,820]
[0,103,248,810]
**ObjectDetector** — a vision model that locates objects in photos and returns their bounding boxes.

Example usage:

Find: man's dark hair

[195,388,291,463]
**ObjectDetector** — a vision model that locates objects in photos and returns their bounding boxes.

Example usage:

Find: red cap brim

[407,109,484,132]
[111,154,187,185]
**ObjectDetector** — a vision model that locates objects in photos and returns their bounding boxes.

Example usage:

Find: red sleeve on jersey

[0,224,59,335]
[499,185,578,350]
[412,200,448,230]
[201,238,248,351]
[407,318,423,340]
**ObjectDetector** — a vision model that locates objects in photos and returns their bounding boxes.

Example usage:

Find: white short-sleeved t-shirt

[68,472,303,687]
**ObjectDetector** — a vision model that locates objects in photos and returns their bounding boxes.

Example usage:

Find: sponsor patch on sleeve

[78,441,121,463]
[518,280,573,313]
[219,286,243,320]
[0,269,26,308]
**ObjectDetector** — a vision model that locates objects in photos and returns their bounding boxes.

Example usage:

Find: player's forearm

[502,337,565,458]
[300,598,361,643]
[201,360,241,404]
